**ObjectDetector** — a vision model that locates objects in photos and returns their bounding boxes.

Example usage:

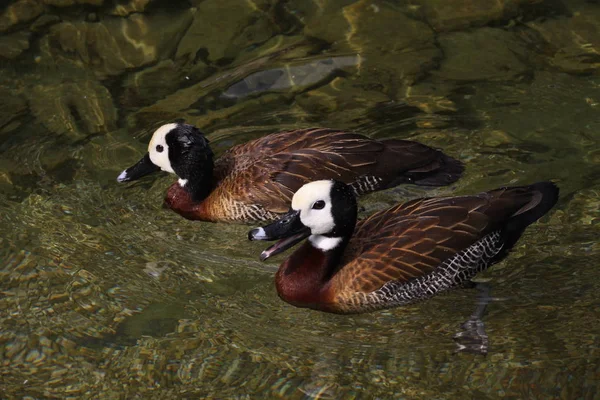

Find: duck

[248,179,559,314]
[117,123,463,223]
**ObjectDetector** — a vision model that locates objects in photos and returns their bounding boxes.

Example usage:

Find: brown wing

[213,128,451,213]
[331,186,541,295]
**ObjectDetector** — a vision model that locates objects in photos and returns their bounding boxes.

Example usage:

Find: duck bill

[248,209,310,261]
[258,231,310,261]
[117,153,160,182]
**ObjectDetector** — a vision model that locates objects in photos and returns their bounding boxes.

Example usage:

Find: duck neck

[177,158,214,203]
[275,235,349,309]
[280,235,349,283]
[308,235,349,278]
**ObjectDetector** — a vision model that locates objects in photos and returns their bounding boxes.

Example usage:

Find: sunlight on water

[1,0,599,398]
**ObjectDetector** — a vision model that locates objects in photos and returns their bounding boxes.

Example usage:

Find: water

[1,0,599,398]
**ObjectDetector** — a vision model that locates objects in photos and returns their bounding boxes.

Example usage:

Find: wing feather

[331,191,533,297]
[212,128,451,214]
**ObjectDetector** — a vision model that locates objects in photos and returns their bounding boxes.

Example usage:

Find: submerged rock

[283,0,357,46]
[418,0,529,32]
[0,0,44,32]
[27,78,117,138]
[175,0,280,64]
[0,168,13,194]
[42,0,104,5]
[0,86,27,136]
[285,1,459,122]
[258,0,442,112]
[29,14,60,32]
[295,76,390,124]
[129,35,321,129]
[433,28,529,81]
[109,0,150,16]
[402,82,458,115]
[343,1,441,97]
[40,10,194,79]
[120,59,210,109]
[128,2,446,130]
[221,55,359,100]
[0,30,31,59]
[526,5,600,74]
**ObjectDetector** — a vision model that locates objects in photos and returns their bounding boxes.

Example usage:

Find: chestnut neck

[165,183,211,221]
[275,236,350,309]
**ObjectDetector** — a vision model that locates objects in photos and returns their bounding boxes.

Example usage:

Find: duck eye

[156,144,164,153]
[312,200,326,210]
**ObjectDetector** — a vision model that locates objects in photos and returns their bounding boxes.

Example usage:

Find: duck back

[200,128,463,222]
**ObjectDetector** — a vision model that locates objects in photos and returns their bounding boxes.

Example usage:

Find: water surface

[1,0,599,398]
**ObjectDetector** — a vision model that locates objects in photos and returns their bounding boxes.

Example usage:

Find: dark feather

[330,183,559,304]
[210,128,463,216]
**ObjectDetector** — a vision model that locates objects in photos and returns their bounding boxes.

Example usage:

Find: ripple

[1,2,600,398]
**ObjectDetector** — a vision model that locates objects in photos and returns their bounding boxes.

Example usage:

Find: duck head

[117,123,214,201]
[249,179,357,261]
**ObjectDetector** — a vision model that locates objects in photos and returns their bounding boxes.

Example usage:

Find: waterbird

[117,123,463,223]
[248,179,558,315]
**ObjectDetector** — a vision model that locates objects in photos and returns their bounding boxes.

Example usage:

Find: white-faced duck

[248,179,558,353]
[117,123,463,223]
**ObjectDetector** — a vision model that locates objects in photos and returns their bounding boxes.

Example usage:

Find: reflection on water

[1,0,599,398]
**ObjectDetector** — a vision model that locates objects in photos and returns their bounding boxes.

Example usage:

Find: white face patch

[291,180,335,235]
[148,123,178,174]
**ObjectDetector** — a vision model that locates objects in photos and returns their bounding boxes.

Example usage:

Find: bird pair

[118,123,558,336]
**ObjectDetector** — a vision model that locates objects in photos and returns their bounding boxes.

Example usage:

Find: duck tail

[408,151,465,186]
[379,139,465,187]
[501,181,559,251]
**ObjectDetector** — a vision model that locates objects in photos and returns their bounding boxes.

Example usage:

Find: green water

[1,0,599,398]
